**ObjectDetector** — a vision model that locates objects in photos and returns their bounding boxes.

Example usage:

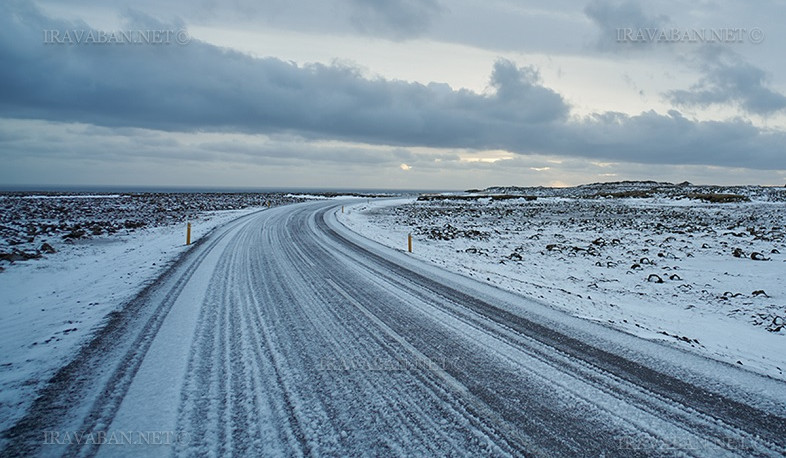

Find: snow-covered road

[4,200,786,456]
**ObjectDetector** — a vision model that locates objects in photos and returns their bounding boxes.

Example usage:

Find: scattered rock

[123,220,146,229]
[767,316,784,333]
[425,224,488,241]
[647,274,664,283]
[732,247,745,258]
[40,242,56,254]
[751,290,769,297]
[750,252,770,261]
[687,193,749,203]
[0,249,42,262]
[63,229,87,240]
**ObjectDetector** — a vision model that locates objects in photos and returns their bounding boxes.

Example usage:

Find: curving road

[3,200,786,457]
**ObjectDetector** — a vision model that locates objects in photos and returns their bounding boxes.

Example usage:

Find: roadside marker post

[186,222,191,245]
[408,233,412,253]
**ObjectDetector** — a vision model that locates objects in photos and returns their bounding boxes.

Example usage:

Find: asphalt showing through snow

[3,200,786,456]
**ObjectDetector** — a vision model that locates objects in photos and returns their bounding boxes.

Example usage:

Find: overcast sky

[1,0,785,189]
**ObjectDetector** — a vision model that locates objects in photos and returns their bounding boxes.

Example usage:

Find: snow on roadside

[0,206,262,433]
[338,197,786,381]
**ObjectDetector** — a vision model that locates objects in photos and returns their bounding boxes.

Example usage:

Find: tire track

[1,210,262,458]
[171,202,522,455]
[13,200,784,457]
[318,205,786,456]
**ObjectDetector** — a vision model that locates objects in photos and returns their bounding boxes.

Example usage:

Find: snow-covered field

[339,183,786,381]
[0,192,302,433]
[0,192,301,264]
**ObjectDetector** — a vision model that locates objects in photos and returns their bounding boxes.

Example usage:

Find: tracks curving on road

[3,200,786,457]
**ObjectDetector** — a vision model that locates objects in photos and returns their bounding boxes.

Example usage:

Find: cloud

[584,0,668,51]
[568,110,785,168]
[35,0,444,41]
[2,118,784,189]
[0,2,568,143]
[347,0,443,39]
[488,60,569,122]
[2,0,785,175]
[584,1,786,116]
[666,46,786,115]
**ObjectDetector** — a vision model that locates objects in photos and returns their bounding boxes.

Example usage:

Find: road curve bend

[3,200,786,457]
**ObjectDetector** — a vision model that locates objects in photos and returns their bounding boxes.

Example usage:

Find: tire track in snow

[334,247,769,454]
[8,201,785,456]
[172,203,516,455]
[1,210,264,458]
[280,208,523,455]
[319,204,786,455]
[174,222,309,457]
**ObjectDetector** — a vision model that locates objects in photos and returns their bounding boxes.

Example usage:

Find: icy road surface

[4,200,786,456]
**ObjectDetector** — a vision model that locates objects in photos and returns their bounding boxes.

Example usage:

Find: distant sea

[0,184,453,195]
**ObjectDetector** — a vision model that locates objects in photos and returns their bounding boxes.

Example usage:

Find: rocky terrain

[0,192,304,270]
[341,182,786,378]
[472,180,786,201]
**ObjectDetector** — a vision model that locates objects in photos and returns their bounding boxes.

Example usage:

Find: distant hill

[464,181,786,202]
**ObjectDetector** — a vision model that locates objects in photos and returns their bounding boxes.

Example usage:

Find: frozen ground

[0,192,302,433]
[0,192,303,265]
[2,196,784,455]
[339,183,786,381]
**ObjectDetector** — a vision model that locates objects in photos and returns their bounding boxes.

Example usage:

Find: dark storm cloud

[666,46,786,115]
[569,110,785,168]
[0,2,567,144]
[2,1,785,170]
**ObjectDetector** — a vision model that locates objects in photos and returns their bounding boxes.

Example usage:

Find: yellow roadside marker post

[408,233,412,253]
[186,222,191,245]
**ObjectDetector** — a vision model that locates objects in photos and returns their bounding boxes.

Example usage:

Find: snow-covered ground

[0,193,302,433]
[338,191,786,381]
[0,192,299,263]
